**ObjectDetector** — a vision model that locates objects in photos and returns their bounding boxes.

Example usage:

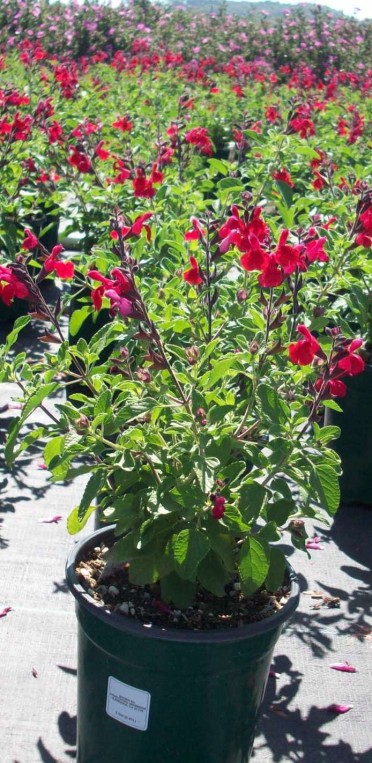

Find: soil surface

[76,543,291,631]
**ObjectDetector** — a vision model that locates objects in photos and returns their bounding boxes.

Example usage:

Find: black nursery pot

[66,526,299,763]
[325,365,372,505]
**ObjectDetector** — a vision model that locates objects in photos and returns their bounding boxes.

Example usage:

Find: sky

[263,0,371,20]
[74,0,371,20]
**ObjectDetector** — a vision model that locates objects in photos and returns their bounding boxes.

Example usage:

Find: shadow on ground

[254,655,372,762]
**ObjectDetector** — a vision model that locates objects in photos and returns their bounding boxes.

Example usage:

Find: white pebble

[108,585,119,596]
[119,602,129,615]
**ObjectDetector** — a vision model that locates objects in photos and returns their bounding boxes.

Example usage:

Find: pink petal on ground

[306,540,323,550]
[326,703,353,714]
[329,663,357,673]
[0,607,12,618]
[36,461,48,470]
[269,669,281,678]
[38,515,63,524]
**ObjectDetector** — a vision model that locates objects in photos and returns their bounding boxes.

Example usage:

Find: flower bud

[136,368,151,383]
[74,415,90,433]
[237,288,248,302]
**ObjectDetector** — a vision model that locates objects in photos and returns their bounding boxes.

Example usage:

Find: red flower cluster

[88,267,135,316]
[355,207,372,249]
[68,146,92,173]
[218,207,328,288]
[110,213,153,243]
[184,127,213,156]
[289,327,365,398]
[132,165,163,198]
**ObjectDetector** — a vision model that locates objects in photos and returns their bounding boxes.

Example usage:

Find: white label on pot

[106,676,151,731]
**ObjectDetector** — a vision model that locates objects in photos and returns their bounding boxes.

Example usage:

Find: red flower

[184,217,206,241]
[258,258,284,288]
[273,168,294,188]
[68,147,92,174]
[211,495,226,520]
[183,256,203,286]
[185,127,213,156]
[44,246,74,280]
[22,229,39,250]
[105,291,133,317]
[94,141,110,161]
[265,106,280,124]
[289,325,321,366]
[312,171,325,191]
[132,169,156,198]
[47,121,63,143]
[112,115,133,132]
[290,116,315,139]
[336,339,365,376]
[274,230,302,274]
[0,265,29,305]
[239,235,269,272]
[304,237,328,263]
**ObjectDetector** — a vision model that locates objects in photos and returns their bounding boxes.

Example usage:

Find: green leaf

[222,505,251,532]
[168,529,210,581]
[265,547,287,592]
[238,480,267,521]
[199,354,241,389]
[94,390,111,415]
[266,499,295,526]
[105,532,137,563]
[44,435,65,468]
[67,504,96,535]
[206,524,235,571]
[12,426,45,460]
[323,399,343,413]
[208,158,229,176]
[69,306,92,337]
[197,551,230,597]
[275,180,293,208]
[4,315,31,351]
[316,425,341,444]
[238,537,270,596]
[78,470,106,519]
[256,383,289,422]
[312,462,340,515]
[22,382,58,421]
[160,572,197,608]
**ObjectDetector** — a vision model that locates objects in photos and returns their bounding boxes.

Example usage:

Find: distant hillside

[174,0,346,19]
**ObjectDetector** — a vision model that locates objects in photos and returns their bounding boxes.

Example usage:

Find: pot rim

[66,525,300,644]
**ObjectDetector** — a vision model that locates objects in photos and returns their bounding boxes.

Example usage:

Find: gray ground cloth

[0,322,371,763]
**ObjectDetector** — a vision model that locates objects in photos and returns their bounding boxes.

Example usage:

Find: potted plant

[1,192,367,763]
[323,191,372,505]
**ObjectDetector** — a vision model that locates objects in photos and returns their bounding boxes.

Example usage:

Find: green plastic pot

[66,526,299,763]
[324,365,372,505]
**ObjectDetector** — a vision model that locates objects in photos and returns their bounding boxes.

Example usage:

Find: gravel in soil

[76,543,291,632]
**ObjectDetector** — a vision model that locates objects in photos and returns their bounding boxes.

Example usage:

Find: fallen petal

[38,515,63,524]
[326,703,353,714]
[0,606,12,618]
[36,461,48,470]
[305,541,323,550]
[329,663,357,673]
[269,669,281,678]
